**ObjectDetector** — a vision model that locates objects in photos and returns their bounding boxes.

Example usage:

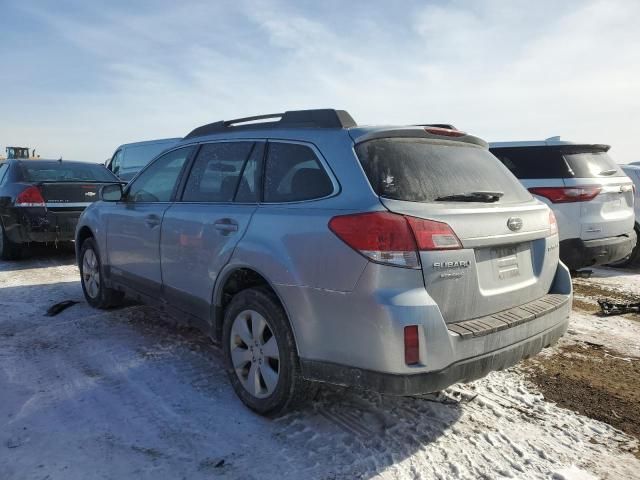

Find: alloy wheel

[230,309,280,398]
[82,248,100,299]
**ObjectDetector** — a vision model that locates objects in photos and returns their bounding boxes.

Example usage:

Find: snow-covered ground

[1,253,639,479]
[587,266,640,295]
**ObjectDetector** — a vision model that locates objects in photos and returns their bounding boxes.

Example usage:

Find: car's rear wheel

[0,223,21,260]
[79,238,123,308]
[222,287,317,415]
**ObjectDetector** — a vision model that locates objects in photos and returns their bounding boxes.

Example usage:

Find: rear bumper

[3,207,81,244]
[289,261,572,395]
[560,231,637,270]
[301,315,569,395]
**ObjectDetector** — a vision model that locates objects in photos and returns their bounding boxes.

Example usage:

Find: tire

[222,287,317,416]
[609,224,640,268]
[0,222,21,260]
[79,238,124,309]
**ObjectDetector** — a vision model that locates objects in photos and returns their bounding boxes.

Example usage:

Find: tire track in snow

[1,258,640,479]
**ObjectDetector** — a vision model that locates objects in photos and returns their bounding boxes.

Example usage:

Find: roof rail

[185,109,357,139]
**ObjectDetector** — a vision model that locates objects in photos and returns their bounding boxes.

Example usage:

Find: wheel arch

[75,225,95,263]
[212,264,299,353]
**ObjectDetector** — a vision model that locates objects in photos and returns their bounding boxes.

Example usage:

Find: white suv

[490,137,635,271]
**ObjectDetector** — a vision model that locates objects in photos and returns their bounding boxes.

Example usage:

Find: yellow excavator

[2,146,40,160]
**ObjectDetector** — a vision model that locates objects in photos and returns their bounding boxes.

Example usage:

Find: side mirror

[100,183,123,202]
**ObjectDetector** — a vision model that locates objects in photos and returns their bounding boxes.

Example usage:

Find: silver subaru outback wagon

[75,109,572,415]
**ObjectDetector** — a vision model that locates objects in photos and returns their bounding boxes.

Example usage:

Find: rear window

[564,151,625,178]
[21,163,118,182]
[491,146,625,179]
[355,138,531,203]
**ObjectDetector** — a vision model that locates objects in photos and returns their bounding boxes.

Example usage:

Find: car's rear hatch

[353,131,558,324]
[560,148,634,240]
[490,145,635,241]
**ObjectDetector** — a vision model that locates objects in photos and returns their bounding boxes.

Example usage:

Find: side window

[0,163,8,184]
[182,142,259,203]
[110,149,123,175]
[264,142,333,202]
[126,146,194,203]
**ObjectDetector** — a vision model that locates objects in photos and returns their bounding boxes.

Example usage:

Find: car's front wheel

[79,238,123,308]
[222,287,317,415]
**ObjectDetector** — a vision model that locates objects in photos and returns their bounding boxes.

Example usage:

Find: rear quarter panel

[226,130,382,292]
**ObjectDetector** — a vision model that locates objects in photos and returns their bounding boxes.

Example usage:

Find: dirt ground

[524,268,640,457]
[525,343,640,445]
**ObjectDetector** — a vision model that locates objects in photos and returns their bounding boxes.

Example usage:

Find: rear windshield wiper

[435,191,504,203]
[599,169,618,176]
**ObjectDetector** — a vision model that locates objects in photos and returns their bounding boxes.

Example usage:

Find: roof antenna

[58,157,63,162]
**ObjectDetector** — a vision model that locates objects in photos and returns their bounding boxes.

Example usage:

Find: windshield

[21,163,118,182]
[355,138,531,203]
[123,143,175,169]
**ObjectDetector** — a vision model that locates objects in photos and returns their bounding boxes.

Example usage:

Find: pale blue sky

[1,0,639,162]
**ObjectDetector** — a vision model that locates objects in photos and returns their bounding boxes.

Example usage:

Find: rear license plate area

[491,245,520,280]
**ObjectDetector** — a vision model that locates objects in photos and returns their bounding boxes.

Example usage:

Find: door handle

[214,218,239,234]
[144,214,161,228]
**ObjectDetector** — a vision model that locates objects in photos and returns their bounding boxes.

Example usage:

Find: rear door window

[263,142,334,202]
[182,142,260,203]
[356,138,531,203]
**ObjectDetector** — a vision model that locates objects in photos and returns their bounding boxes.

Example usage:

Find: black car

[0,159,120,259]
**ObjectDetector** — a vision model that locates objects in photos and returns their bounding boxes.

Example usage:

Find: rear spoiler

[490,144,611,153]
[35,180,127,186]
[349,127,488,149]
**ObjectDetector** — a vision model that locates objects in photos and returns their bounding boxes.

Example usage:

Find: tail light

[15,186,46,207]
[404,325,420,365]
[549,210,558,236]
[528,186,601,203]
[328,211,461,269]
[424,126,466,138]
